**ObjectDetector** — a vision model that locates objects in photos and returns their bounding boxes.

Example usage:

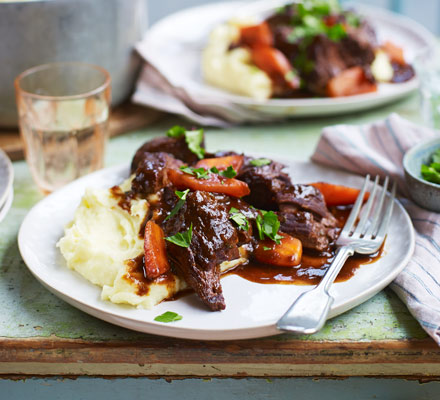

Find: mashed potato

[202,20,272,100]
[57,178,186,309]
[57,178,248,309]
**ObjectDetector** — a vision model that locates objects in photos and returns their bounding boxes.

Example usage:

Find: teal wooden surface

[0,93,429,343]
[1,376,440,400]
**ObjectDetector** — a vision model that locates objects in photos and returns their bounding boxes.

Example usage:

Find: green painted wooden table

[1,94,440,385]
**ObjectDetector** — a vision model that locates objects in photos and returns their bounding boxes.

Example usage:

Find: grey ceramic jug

[0,0,147,127]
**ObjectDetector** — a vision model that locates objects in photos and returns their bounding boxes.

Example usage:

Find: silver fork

[276,175,396,334]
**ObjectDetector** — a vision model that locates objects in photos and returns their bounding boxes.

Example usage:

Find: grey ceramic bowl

[0,0,147,127]
[403,137,440,212]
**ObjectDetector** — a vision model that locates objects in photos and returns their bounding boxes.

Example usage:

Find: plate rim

[0,148,14,210]
[141,1,436,109]
[18,160,415,340]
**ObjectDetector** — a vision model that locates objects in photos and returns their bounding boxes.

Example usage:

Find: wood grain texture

[0,103,163,161]
[0,337,439,377]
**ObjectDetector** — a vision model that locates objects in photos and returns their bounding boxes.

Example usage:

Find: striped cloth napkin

[311,113,440,344]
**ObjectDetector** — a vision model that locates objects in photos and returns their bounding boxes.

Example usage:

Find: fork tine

[364,176,389,238]
[354,175,380,236]
[374,181,396,240]
[341,175,370,235]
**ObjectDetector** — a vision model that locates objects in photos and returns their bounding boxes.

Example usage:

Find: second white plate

[137,1,436,118]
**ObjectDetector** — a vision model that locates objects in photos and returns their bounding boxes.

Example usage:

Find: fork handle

[276,246,354,334]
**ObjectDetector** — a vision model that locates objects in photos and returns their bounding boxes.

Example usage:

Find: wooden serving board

[0,103,163,161]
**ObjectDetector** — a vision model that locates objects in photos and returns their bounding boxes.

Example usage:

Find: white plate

[18,159,415,340]
[0,185,13,224]
[138,1,436,118]
[0,148,13,209]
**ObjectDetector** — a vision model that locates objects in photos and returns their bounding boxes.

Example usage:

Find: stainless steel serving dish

[0,0,147,127]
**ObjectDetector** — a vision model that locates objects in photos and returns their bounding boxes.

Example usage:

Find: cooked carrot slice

[251,45,299,89]
[240,22,273,47]
[254,232,302,267]
[144,221,170,279]
[382,41,405,65]
[326,66,377,97]
[195,155,244,172]
[310,182,369,206]
[168,168,250,198]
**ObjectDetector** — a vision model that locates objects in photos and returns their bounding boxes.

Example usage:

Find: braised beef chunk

[391,62,415,83]
[305,35,348,95]
[279,207,338,252]
[237,159,337,251]
[238,160,289,210]
[163,191,240,311]
[276,184,329,219]
[131,152,181,196]
[305,22,376,95]
[131,136,204,172]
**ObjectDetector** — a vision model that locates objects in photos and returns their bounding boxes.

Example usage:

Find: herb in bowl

[421,148,440,185]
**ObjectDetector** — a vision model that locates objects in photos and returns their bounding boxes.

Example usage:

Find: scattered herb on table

[421,149,440,185]
[154,311,183,323]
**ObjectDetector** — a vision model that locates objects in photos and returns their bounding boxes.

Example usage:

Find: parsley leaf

[166,126,205,159]
[432,149,440,164]
[421,164,440,184]
[256,210,283,244]
[210,166,220,174]
[421,148,440,185]
[154,311,183,323]
[193,167,210,179]
[179,166,210,179]
[185,129,205,159]
[219,166,237,179]
[229,207,249,231]
[250,158,271,167]
[180,165,195,175]
[327,23,347,41]
[166,125,186,138]
[263,246,272,251]
[165,223,193,248]
[165,189,190,221]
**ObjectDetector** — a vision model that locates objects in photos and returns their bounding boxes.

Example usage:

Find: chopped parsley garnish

[165,223,193,248]
[421,149,440,185]
[154,311,183,323]
[229,207,249,231]
[263,246,272,251]
[166,125,186,138]
[219,166,237,178]
[179,165,237,180]
[284,0,348,46]
[165,189,190,221]
[250,158,271,167]
[166,125,205,159]
[179,166,210,179]
[192,167,210,179]
[185,129,205,159]
[256,210,283,244]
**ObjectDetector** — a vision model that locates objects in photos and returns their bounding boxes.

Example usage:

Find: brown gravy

[226,247,382,285]
[124,254,176,296]
[122,205,383,296]
[226,205,383,285]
